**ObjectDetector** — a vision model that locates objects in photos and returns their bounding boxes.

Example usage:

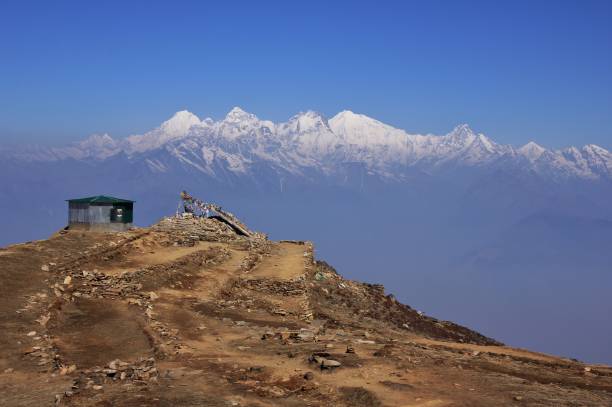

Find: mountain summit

[1,205,611,405]
[159,110,202,137]
[223,106,258,123]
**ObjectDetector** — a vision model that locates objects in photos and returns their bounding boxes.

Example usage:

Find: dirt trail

[96,243,208,276]
[247,242,308,280]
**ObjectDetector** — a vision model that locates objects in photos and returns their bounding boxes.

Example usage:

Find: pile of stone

[67,357,158,395]
[153,215,245,243]
[23,343,58,369]
[239,239,273,272]
[148,318,182,354]
[72,270,141,299]
[52,247,231,303]
[261,328,318,342]
[239,278,307,296]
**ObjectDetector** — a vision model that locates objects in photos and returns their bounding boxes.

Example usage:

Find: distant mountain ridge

[4,107,611,182]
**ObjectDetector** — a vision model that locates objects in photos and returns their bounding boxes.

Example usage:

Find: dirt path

[97,242,209,276]
[247,242,308,280]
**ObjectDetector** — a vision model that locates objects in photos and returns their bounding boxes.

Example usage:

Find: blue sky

[1,0,611,149]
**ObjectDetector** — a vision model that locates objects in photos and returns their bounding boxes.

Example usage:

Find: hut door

[110,207,124,222]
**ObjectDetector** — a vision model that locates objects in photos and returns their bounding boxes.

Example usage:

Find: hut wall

[88,205,113,224]
[68,203,90,223]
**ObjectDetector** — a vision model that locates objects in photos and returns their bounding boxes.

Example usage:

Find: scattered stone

[41,264,50,272]
[297,329,315,341]
[304,371,314,380]
[63,276,72,285]
[268,386,286,397]
[321,359,341,368]
[26,331,37,337]
[309,353,342,370]
[261,331,275,340]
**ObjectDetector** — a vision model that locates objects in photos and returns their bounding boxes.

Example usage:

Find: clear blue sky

[1,0,611,149]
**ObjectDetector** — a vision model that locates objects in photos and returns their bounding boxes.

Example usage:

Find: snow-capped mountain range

[4,107,612,181]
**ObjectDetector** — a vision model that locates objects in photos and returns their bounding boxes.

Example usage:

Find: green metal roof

[66,195,134,204]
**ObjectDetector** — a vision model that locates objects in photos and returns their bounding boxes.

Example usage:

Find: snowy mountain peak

[65,133,121,160]
[522,141,545,150]
[160,110,201,137]
[224,106,258,123]
[330,110,379,126]
[328,110,399,145]
[518,141,546,161]
[331,110,358,120]
[449,123,477,139]
[285,111,330,133]
[80,133,117,148]
[441,124,480,149]
[440,125,503,159]
[438,124,475,148]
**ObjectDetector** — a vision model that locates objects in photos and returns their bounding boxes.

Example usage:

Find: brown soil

[0,220,611,407]
[49,298,153,368]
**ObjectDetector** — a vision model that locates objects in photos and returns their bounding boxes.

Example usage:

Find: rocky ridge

[1,215,611,406]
